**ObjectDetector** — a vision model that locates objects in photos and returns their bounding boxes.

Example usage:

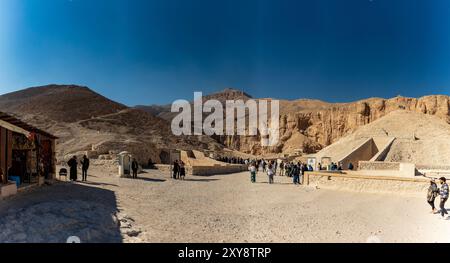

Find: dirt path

[0,165,449,243]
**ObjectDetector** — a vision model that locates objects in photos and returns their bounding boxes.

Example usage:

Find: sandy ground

[0,165,449,243]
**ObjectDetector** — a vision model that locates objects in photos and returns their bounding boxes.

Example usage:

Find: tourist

[180,161,186,180]
[337,162,343,171]
[279,161,284,176]
[249,162,257,183]
[173,160,180,179]
[286,163,292,177]
[348,162,354,170]
[67,156,78,182]
[427,179,439,214]
[438,177,449,219]
[147,158,155,169]
[292,164,300,185]
[318,163,322,171]
[300,163,307,184]
[131,158,139,179]
[267,164,274,184]
[259,161,264,172]
[80,155,90,182]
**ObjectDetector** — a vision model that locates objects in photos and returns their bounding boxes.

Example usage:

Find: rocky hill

[313,110,450,166]
[0,84,127,122]
[137,91,450,156]
[2,84,450,161]
[0,85,224,163]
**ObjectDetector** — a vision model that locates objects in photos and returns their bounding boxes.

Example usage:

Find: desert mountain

[0,85,224,163]
[0,84,127,122]
[2,84,450,162]
[136,88,251,120]
[137,92,450,156]
[314,110,450,166]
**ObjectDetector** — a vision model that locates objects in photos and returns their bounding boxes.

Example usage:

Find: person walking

[249,162,257,183]
[80,155,90,182]
[179,161,186,180]
[173,160,180,179]
[279,161,284,176]
[438,177,449,219]
[67,156,78,182]
[267,164,274,184]
[292,164,300,185]
[348,162,354,170]
[131,158,139,179]
[300,163,307,185]
[427,179,439,214]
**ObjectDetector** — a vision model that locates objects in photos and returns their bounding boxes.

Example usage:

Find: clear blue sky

[1,0,450,106]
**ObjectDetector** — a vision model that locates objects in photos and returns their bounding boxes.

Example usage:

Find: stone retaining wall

[359,161,400,170]
[155,164,247,176]
[304,171,428,196]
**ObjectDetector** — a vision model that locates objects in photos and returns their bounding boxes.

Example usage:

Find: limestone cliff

[219,95,450,155]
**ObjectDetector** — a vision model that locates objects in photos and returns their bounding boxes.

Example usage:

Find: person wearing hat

[427,179,439,214]
[438,177,449,219]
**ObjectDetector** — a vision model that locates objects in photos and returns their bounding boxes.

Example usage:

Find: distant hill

[314,110,450,165]
[135,88,252,121]
[2,84,450,161]
[0,84,127,122]
[0,85,224,163]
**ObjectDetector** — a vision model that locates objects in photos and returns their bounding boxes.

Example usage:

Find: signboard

[307,157,316,170]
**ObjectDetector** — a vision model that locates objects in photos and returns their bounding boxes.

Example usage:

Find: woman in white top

[249,162,257,183]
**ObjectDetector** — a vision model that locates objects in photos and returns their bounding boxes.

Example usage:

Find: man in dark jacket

[131,158,139,179]
[439,177,449,219]
[80,155,90,182]
[173,160,180,179]
[67,156,78,181]
[292,164,300,185]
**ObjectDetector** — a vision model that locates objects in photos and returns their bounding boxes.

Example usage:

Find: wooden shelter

[0,112,57,187]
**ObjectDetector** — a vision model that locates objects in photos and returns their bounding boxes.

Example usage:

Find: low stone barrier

[358,161,400,170]
[155,163,247,176]
[304,171,429,196]
[190,164,247,176]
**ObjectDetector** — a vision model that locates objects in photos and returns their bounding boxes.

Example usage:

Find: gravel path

[0,165,449,243]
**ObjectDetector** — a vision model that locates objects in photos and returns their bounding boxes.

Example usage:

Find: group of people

[216,156,248,165]
[427,177,449,219]
[67,155,90,182]
[67,155,140,180]
[248,160,310,185]
[172,160,186,180]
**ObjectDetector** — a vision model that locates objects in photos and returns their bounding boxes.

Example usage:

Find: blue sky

[1,0,450,106]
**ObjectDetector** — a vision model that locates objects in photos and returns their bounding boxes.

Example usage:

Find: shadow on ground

[0,182,122,243]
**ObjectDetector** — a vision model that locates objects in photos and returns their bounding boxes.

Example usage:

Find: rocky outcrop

[219,95,450,155]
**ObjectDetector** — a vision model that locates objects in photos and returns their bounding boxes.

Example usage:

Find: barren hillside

[0,85,224,163]
[314,110,450,166]
[2,84,450,161]
[138,89,450,156]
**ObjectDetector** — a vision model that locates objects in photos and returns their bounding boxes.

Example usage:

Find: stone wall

[339,138,378,170]
[155,163,247,176]
[190,164,247,176]
[359,161,401,170]
[304,171,428,196]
